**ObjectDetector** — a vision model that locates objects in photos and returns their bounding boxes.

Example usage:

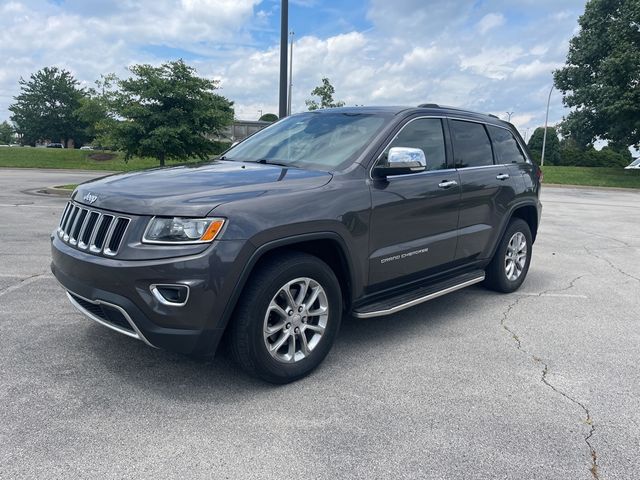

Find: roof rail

[487,114,500,119]
[417,103,440,108]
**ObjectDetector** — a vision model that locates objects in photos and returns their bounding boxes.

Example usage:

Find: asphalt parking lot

[1,168,638,479]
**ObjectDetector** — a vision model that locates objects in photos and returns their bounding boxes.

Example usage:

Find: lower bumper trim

[66,290,156,347]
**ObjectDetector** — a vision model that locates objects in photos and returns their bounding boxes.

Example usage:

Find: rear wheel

[229,252,342,383]
[484,218,532,293]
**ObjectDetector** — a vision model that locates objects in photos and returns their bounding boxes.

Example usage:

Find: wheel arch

[511,204,539,242]
[486,201,540,262]
[219,232,356,332]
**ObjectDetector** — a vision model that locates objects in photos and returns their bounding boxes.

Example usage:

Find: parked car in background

[625,158,640,170]
[46,143,64,148]
[80,146,95,151]
[51,105,542,383]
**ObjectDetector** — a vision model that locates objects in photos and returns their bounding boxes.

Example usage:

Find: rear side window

[450,120,494,168]
[488,125,527,164]
[382,118,447,171]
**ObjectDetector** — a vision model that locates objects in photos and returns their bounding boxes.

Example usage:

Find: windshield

[222,112,389,171]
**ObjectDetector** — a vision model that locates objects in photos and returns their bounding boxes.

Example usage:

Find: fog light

[150,284,190,306]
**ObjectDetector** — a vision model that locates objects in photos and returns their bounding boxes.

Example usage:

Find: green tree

[74,74,119,146]
[259,113,278,122]
[9,67,86,146]
[106,60,234,166]
[553,0,640,150]
[0,121,14,144]
[305,78,345,110]
[527,127,561,165]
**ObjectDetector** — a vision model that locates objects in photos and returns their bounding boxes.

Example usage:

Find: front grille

[69,293,134,333]
[57,202,130,256]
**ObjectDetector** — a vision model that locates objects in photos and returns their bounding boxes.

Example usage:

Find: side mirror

[373,147,427,177]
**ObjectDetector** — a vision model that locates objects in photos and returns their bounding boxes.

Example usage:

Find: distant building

[209,120,272,143]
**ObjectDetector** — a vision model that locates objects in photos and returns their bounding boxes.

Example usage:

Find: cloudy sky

[0,0,587,138]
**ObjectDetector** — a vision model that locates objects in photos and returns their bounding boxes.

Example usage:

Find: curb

[38,186,73,197]
[543,183,640,193]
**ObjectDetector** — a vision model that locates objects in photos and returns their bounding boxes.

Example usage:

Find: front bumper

[51,234,247,355]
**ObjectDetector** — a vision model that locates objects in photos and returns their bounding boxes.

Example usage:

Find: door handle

[438,180,458,189]
[496,173,510,180]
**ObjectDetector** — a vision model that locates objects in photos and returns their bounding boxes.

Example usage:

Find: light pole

[506,111,514,122]
[278,0,289,118]
[540,85,554,167]
[287,31,295,116]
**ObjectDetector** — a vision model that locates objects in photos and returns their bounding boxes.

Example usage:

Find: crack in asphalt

[500,275,600,479]
[0,272,52,298]
[584,246,640,283]
[575,229,632,248]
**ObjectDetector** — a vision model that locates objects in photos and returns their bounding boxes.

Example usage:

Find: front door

[368,117,461,287]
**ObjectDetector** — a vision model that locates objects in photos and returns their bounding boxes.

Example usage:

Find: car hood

[73,160,332,216]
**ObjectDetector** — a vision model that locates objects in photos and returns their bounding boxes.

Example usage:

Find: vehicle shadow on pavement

[81,285,494,398]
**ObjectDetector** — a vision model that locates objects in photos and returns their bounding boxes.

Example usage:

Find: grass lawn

[0,147,205,171]
[542,166,640,189]
[2,148,639,190]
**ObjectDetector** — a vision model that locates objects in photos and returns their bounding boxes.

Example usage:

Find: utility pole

[541,86,553,167]
[287,31,295,116]
[258,109,263,120]
[506,111,514,122]
[278,0,289,119]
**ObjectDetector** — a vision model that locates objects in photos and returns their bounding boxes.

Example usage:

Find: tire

[484,218,533,293]
[228,251,342,383]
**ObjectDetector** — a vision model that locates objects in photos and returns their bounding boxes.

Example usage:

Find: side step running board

[353,271,485,319]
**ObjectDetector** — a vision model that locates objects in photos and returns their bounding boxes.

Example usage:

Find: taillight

[536,168,543,183]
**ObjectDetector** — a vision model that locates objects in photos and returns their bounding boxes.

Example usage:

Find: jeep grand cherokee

[51,105,542,383]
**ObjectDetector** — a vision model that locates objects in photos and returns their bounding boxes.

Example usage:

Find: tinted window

[488,125,527,164]
[450,120,493,168]
[381,118,447,171]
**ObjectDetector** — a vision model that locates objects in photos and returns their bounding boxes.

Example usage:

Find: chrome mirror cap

[374,147,427,177]
[388,147,427,170]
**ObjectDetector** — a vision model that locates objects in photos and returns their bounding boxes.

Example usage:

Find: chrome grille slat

[86,213,103,249]
[56,202,130,256]
[104,218,130,256]
[62,204,77,234]
[90,214,114,253]
[100,216,118,253]
[79,211,99,249]
[63,206,79,241]
[69,209,88,245]
[58,203,71,230]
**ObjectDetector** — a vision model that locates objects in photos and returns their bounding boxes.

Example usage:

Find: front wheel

[484,218,533,293]
[229,252,342,383]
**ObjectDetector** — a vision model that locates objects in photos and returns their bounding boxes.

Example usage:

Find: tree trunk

[159,152,165,167]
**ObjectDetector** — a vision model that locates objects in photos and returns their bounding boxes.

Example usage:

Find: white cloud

[477,13,505,35]
[0,0,588,135]
[512,60,562,79]
[460,47,524,80]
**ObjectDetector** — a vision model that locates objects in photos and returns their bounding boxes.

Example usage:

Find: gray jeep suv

[51,105,542,383]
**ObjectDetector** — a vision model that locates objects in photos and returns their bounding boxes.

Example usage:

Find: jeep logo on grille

[83,193,98,204]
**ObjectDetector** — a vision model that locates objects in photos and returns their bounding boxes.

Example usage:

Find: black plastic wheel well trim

[218,231,356,331]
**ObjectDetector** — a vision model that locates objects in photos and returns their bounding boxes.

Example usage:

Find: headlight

[142,217,225,244]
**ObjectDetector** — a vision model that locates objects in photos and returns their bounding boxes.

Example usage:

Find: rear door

[486,125,537,193]
[368,117,461,287]
[448,119,519,261]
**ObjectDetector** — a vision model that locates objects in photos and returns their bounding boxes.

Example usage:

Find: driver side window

[380,118,447,171]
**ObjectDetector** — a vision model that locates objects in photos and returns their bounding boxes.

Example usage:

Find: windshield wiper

[255,159,293,167]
